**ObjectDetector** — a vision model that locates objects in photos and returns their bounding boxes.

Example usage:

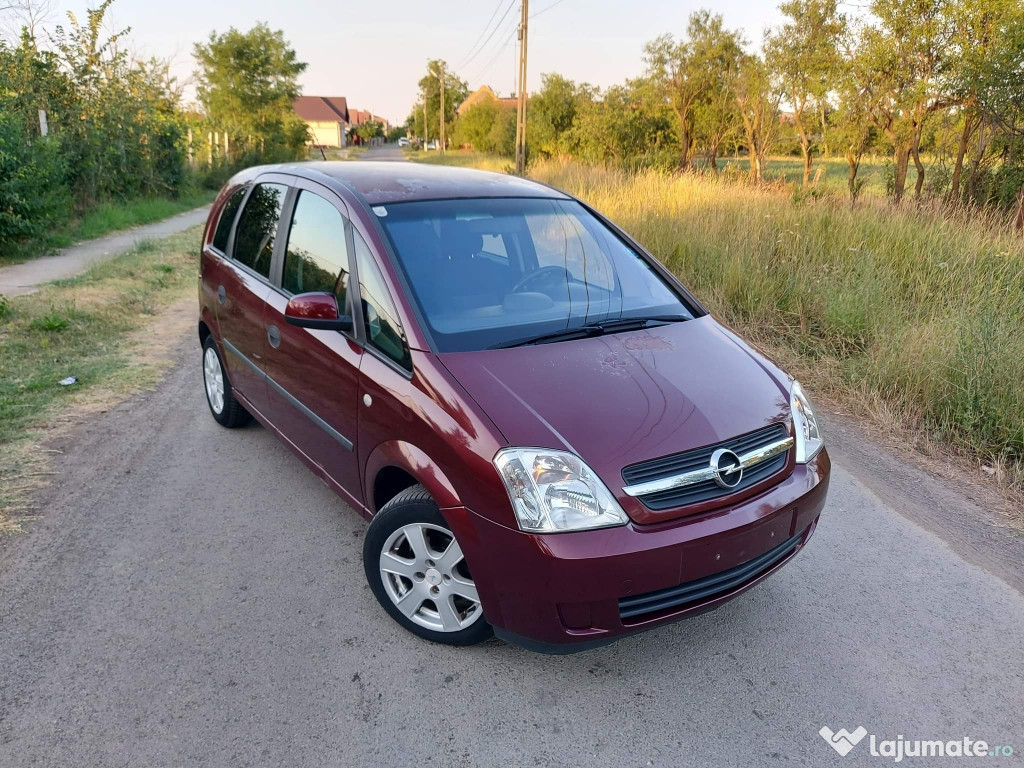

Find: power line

[454,0,506,70]
[530,0,567,19]
[458,0,518,72]
[467,14,519,88]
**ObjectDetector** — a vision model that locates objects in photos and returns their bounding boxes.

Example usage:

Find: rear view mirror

[284,292,353,332]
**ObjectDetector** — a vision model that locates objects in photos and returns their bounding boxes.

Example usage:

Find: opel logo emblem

[710,448,743,489]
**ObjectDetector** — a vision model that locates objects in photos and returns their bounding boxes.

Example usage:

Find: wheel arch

[198,305,219,346]
[364,440,461,514]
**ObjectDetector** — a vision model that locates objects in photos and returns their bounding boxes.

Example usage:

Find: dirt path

[0,206,211,298]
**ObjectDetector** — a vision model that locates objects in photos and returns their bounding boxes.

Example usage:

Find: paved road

[0,206,210,298]
[358,144,407,162]
[1,333,1021,767]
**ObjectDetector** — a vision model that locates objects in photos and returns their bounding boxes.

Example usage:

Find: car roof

[249,161,570,206]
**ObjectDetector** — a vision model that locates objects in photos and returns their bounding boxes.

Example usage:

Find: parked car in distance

[424,140,438,151]
[198,161,830,652]
[397,137,410,148]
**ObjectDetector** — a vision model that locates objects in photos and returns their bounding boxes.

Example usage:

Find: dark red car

[198,162,830,653]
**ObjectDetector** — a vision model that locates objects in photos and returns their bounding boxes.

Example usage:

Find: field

[405,149,896,198]
[410,151,1024,491]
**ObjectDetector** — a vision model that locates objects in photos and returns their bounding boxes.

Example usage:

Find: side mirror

[284,292,354,332]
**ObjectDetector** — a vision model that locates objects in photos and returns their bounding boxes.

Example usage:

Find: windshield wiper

[490,315,688,349]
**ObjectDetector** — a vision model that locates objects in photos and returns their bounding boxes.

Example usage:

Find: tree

[946,0,1023,200]
[453,97,499,150]
[411,59,467,145]
[527,73,594,158]
[766,0,845,186]
[855,0,956,201]
[831,55,875,201]
[570,80,677,168]
[642,14,706,170]
[193,23,307,159]
[734,53,781,183]
[1,0,57,41]
[351,120,383,145]
[645,12,747,172]
[689,19,744,173]
[486,106,517,157]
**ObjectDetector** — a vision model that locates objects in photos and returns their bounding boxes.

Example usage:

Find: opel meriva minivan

[198,161,830,653]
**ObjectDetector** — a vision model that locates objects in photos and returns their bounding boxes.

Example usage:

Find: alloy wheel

[203,347,225,415]
[378,523,482,633]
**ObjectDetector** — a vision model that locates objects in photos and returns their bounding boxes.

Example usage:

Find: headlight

[790,380,823,463]
[493,448,629,533]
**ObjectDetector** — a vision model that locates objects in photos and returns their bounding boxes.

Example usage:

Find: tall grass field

[415,152,1024,488]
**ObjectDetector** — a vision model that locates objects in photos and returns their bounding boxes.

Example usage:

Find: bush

[0,115,72,254]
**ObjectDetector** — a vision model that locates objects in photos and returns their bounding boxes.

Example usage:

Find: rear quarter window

[232,183,287,279]
[211,187,246,253]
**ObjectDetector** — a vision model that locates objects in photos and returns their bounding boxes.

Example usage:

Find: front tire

[363,485,492,647]
[202,335,251,428]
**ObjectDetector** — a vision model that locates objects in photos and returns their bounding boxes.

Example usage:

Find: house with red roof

[293,96,351,148]
[456,85,518,117]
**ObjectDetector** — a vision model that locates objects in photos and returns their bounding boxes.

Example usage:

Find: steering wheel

[512,265,570,294]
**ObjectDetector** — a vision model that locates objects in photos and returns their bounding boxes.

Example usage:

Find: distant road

[357,144,406,161]
[0,206,210,298]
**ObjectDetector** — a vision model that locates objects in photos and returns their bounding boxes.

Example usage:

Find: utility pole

[422,101,428,146]
[439,61,446,155]
[514,0,529,175]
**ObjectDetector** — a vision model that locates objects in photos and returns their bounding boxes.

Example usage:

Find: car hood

[438,316,793,519]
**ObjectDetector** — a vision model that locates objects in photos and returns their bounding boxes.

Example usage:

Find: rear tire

[202,335,251,428]
[363,485,492,647]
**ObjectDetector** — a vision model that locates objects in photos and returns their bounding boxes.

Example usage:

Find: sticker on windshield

[372,206,388,217]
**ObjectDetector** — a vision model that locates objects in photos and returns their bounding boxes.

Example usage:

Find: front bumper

[443,450,830,652]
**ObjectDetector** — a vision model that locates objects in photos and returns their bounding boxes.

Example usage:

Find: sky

[44,0,788,125]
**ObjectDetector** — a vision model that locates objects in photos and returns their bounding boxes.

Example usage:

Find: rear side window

[282,191,350,311]
[233,183,287,279]
[354,230,410,370]
[212,187,246,252]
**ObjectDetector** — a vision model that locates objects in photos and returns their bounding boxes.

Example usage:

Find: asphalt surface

[1,332,1022,768]
[0,206,211,297]
[359,144,406,161]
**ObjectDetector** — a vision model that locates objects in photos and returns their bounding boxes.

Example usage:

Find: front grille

[621,423,790,510]
[618,531,802,621]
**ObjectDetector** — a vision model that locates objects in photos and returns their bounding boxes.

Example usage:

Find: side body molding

[222,337,354,451]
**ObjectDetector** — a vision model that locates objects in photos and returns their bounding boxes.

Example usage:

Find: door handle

[217,285,226,305]
[267,324,281,349]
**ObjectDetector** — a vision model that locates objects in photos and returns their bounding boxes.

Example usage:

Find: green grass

[709,155,891,198]
[413,152,1024,491]
[1,191,215,266]
[0,227,202,525]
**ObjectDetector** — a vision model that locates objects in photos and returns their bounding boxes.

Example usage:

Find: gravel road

[1,333,1022,767]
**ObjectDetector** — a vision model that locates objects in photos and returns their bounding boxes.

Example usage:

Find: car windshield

[376,197,694,352]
